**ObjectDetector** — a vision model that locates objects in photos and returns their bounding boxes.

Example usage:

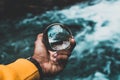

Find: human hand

[32,33,76,76]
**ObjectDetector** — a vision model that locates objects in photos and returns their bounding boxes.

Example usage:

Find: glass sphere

[43,23,72,51]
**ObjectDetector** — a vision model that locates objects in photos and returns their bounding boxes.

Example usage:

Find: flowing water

[0,0,120,80]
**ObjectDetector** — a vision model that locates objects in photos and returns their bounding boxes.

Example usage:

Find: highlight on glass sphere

[43,23,72,51]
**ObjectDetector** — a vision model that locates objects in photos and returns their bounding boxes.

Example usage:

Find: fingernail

[54,53,57,57]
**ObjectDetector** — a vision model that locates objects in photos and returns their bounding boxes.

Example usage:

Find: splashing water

[55,1,120,80]
[0,0,120,80]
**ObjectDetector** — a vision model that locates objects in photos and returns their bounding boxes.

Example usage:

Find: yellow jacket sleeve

[0,58,40,80]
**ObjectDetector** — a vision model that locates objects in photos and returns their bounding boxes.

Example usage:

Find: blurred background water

[0,0,120,80]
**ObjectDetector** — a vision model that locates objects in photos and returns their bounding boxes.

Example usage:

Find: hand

[32,33,76,76]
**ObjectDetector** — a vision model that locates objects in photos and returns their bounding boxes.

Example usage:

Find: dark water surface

[0,0,120,80]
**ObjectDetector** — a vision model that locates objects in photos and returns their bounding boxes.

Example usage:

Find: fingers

[56,50,71,56]
[69,38,76,52]
[56,54,68,61]
[50,53,68,67]
[50,37,76,62]
[52,51,69,63]
[54,38,76,65]
[56,54,68,67]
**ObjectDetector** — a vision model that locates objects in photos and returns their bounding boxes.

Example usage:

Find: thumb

[34,33,48,58]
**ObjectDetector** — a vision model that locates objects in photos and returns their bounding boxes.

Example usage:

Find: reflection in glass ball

[43,23,72,51]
